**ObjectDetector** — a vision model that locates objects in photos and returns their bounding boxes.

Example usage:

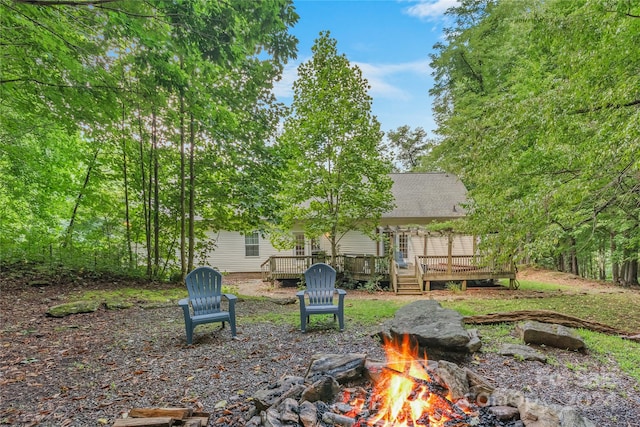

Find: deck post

[425,280,431,291]
[461,279,467,291]
[447,233,453,274]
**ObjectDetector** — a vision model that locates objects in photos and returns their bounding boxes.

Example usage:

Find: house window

[399,234,408,258]
[294,233,305,256]
[245,232,259,257]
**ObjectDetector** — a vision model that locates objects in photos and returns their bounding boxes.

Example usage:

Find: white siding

[426,236,449,256]
[425,234,476,256]
[452,235,476,255]
[331,231,377,255]
[201,230,292,273]
[198,229,477,273]
[407,235,423,262]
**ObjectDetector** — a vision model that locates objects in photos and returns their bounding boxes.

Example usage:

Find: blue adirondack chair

[395,250,408,269]
[178,267,237,344]
[297,263,346,333]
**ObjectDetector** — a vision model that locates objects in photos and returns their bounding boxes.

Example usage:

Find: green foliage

[0,0,298,277]
[578,329,640,382]
[444,281,462,293]
[275,31,394,261]
[386,125,435,171]
[427,0,640,281]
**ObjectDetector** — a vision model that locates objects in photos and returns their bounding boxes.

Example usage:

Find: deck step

[396,276,422,295]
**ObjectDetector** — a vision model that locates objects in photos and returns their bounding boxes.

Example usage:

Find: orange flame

[349,335,474,427]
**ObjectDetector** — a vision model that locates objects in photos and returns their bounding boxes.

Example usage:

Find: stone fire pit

[244,351,594,427]
[242,301,596,427]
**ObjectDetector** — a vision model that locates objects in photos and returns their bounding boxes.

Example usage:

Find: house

[203,172,471,273]
[202,172,515,292]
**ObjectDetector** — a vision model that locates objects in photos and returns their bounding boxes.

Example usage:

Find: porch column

[447,232,453,274]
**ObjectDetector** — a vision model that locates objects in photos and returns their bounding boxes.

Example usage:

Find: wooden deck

[418,255,515,291]
[260,255,389,282]
[262,254,515,292]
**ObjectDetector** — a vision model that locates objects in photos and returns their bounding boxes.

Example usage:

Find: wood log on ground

[112,417,174,427]
[128,408,192,419]
[184,415,210,426]
[463,310,639,340]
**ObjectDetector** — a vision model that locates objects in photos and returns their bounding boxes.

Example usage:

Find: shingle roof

[382,173,468,220]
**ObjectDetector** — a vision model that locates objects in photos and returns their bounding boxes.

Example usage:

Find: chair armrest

[223,293,237,310]
[296,290,306,307]
[336,289,346,308]
[178,298,191,319]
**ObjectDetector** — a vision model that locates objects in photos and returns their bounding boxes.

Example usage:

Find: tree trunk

[179,90,186,281]
[611,231,619,284]
[152,111,160,277]
[329,231,338,267]
[63,147,100,248]
[137,105,152,278]
[188,113,196,272]
[598,242,605,281]
[569,237,579,276]
[624,259,639,286]
[121,103,133,268]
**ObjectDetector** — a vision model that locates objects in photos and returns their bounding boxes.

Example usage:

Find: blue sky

[273,0,458,135]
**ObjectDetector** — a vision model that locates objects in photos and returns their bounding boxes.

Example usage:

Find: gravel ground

[1,270,639,426]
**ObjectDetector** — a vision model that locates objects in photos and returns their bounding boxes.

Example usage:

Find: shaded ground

[1,265,639,426]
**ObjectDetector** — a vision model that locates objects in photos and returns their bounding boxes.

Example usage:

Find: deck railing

[261,254,389,282]
[261,253,514,286]
[260,256,314,281]
[417,255,514,277]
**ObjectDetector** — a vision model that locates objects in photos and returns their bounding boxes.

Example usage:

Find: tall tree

[427,0,639,284]
[386,125,434,171]
[276,31,394,265]
[0,0,298,278]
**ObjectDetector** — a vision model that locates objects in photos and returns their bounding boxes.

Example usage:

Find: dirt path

[227,267,637,301]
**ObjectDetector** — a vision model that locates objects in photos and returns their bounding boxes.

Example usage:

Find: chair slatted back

[304,263,337,305]
[186,267,223,315]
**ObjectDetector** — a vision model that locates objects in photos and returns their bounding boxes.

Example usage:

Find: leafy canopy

[275,31,394,260]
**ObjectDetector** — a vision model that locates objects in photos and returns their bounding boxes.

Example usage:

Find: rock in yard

[379,300,479,357]
[498,343,547,363]
[46,300,101,317]
[517,321,585,351]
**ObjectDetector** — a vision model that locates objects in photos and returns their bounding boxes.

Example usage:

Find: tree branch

[573,99,640,114]
[1,77,122,90]
[13,0,120,5]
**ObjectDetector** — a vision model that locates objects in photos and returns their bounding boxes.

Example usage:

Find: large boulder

[379,300,479,359]
[517,321,585,351]
[46,300,101,317]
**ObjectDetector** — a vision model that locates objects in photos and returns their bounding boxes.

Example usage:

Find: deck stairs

[395,273,422,295]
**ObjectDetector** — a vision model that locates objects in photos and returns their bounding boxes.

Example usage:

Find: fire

[346,335,476,427]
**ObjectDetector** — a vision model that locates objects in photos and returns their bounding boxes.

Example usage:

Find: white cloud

[272,59,302,99]
[404,0,460,20]
[273,57,432,103]
[355,59,432,101]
